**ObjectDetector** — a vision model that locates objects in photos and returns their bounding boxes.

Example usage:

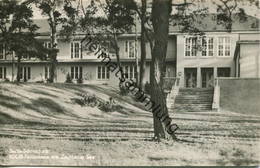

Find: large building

[0,14,259,87]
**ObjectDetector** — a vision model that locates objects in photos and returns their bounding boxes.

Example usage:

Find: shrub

[119,82,129,95]
[98,97,122,112]
[98,101,113,112]
[4,78,10,82]
[46,78,52,83]
[65,73,72,83]
[144,82,151,94]
[77,78,83,84]
[71,93,99,107]
[36,80,44,83]
[82,93,98,107]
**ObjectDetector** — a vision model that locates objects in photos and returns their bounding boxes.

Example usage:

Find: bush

[65,73,72,83]
[98,101,113,112]
[77,78,83,84]
[98,97,122,112]
[71,93,99,107]
[4,78,10,82]
[46,78,52,83]
[119,82,129,95]
[36,80,44,83]
[144,82,151,94]
[82,93,99,107]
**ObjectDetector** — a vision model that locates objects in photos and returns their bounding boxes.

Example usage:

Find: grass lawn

[0,83,259,166]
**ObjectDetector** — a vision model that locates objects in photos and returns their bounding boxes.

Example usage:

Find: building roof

[169,14,259,33]
[34,14,260,36]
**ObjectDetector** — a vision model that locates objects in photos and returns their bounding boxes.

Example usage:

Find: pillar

[197,67,201,88]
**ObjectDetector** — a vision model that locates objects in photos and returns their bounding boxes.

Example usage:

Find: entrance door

[201,68,214,88]
[184,68,197,88]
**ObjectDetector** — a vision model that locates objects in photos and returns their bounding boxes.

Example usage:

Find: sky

[31,0,260,19]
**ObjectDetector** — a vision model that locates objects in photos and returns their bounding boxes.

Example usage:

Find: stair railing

[163,77,180,109]
[212,78,220,111]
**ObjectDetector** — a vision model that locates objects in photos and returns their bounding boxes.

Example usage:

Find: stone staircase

[169,88,214,112]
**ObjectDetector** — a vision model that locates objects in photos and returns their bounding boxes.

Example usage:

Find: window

[217,67,230,77]
[124,65,137,79]
[202,37,214,56]
[43,42,51,59]
[125,41,136,58]
[44,42,51,48]
[19,67,31,81]
[71,66,83,79]
[218,37,231,56]
[185,37,197,57]
[71,42,81,59]
[0,67,6,79]
[44,66,50,79]
[97,66,109,80]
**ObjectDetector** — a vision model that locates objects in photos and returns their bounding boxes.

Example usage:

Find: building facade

[0,15,259,88]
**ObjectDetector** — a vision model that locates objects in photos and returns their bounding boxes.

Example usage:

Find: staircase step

[171,88,213,112]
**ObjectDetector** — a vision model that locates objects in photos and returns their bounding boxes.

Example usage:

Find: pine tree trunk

[139,0,147,90]
[150,0,174,140]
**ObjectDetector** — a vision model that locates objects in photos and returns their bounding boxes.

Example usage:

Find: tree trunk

[113,34,124,81]
[49,10,58,83]
[139,0,147,90]
[16,56,21,82]
[150,0,174,140]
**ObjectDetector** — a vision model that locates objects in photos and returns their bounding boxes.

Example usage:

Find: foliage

[4,78,10,82]
[72,93,120,112]
[119,82,129,96]
[72,93,98,107]
[144,82,151,95]
[98,97,122,112]
[77,77,83,84]
[0,0,47,60]
[65,73,72,83]
[82,93,99,107]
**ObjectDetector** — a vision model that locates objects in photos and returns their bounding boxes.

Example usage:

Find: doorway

[201,68,214,88]
[184,68,197,88]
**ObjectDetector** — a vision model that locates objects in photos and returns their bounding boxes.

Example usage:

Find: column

[214,67,218,80]
[197,67,201,88]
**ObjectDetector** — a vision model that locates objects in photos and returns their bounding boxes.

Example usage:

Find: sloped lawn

[0,83,259,166]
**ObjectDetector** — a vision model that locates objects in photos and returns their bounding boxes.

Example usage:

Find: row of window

[97,65,137,80]
[0,65,137,80]
[185,36,231,57]
[0,66,32,81]
[1,66,230,83]
[1,37,230,60]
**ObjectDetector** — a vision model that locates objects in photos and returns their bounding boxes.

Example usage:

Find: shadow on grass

[31,89,59,98]
[24,97,67,116]
[0,92,77,122]
[0,94,21,111]
[0,111,51,126]
[0,112,24,124]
